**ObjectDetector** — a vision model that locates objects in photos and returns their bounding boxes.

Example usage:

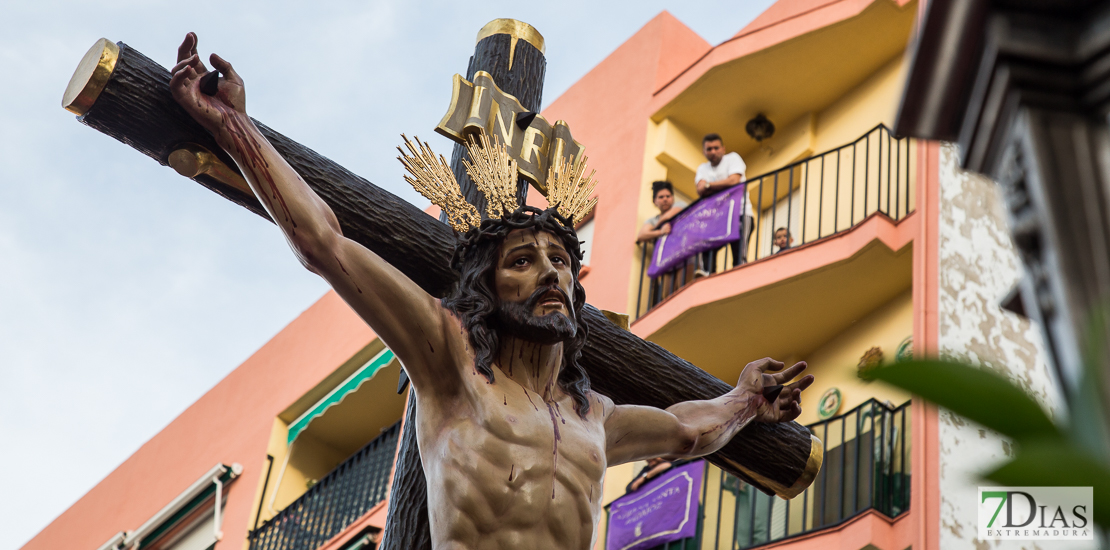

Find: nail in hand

[762,384,784,402]
[200,71,220,96]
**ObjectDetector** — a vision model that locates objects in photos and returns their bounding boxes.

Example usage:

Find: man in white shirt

[696,133,753,269]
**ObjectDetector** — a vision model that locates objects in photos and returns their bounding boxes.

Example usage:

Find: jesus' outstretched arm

[602,358,814,466]
[168,33,459,398]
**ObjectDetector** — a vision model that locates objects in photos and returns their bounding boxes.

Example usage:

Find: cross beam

[62,37,822,542]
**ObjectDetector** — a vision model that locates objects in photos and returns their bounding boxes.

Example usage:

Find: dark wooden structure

[444,22,546,220]
[896,0,1110,453]
[63,22,822,550]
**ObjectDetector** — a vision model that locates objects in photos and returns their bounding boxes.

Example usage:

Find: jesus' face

[492,228,577,345]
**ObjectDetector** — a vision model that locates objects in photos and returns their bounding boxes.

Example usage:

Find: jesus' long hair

[442,206,592,416]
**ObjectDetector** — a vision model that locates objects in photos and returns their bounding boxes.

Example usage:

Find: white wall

[577,219,596,266]
[936,144,1084,549]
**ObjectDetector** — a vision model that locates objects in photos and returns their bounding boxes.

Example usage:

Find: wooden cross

[62,22,821,550]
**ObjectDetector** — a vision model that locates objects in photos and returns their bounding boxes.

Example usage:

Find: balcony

[605,399,911,549]
[636,125,916,318]
[248,422,400,550]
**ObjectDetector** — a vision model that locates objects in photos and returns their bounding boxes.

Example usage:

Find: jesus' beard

[493,285,577,346]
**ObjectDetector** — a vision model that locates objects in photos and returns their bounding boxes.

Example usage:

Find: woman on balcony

[638,181,692,302]
[637,180,687,243]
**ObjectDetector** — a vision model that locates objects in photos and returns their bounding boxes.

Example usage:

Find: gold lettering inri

[436,71,584,195]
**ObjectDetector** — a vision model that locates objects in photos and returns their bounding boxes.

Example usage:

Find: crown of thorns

[397,132,598,233]
[448,205,584,273]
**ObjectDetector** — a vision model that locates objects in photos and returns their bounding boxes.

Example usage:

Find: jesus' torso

[414,317,611,550]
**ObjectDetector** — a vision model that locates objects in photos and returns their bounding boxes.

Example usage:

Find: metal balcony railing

[606,398,911,549]
[248,422,401,550]
[636,124,916,318]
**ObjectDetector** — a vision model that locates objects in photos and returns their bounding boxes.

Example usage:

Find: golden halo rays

[396,134,480,233]
[398,131,597,232]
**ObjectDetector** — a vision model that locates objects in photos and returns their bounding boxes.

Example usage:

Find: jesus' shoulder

[288,232,468,401]
[330,249,488,407]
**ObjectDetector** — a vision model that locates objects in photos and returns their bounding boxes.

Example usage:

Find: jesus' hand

[736,358,813,424]
[169,32,247,139]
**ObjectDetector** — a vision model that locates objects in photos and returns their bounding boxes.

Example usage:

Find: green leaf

[985,441,1110,528]
[871,360,1060,442]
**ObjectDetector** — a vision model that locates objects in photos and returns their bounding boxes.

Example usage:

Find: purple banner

[606,461,704,550]
[647,184,746,278]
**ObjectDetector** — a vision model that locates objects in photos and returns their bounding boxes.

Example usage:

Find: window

[576,218,595,266]
[97,464,241,550]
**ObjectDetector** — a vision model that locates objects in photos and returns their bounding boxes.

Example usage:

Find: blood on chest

[476,389,607,483]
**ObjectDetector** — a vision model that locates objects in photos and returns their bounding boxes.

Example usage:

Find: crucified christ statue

[170,32,814,550]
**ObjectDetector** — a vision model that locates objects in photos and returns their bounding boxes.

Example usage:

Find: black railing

[249,422,401,550]
[606,399,911,549]
[727,398,911,548]
[636,124,916,317]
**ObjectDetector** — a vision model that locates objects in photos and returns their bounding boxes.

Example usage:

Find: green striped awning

[287,348,396,445]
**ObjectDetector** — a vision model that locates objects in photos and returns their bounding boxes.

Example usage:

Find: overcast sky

[0,1,775,547]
